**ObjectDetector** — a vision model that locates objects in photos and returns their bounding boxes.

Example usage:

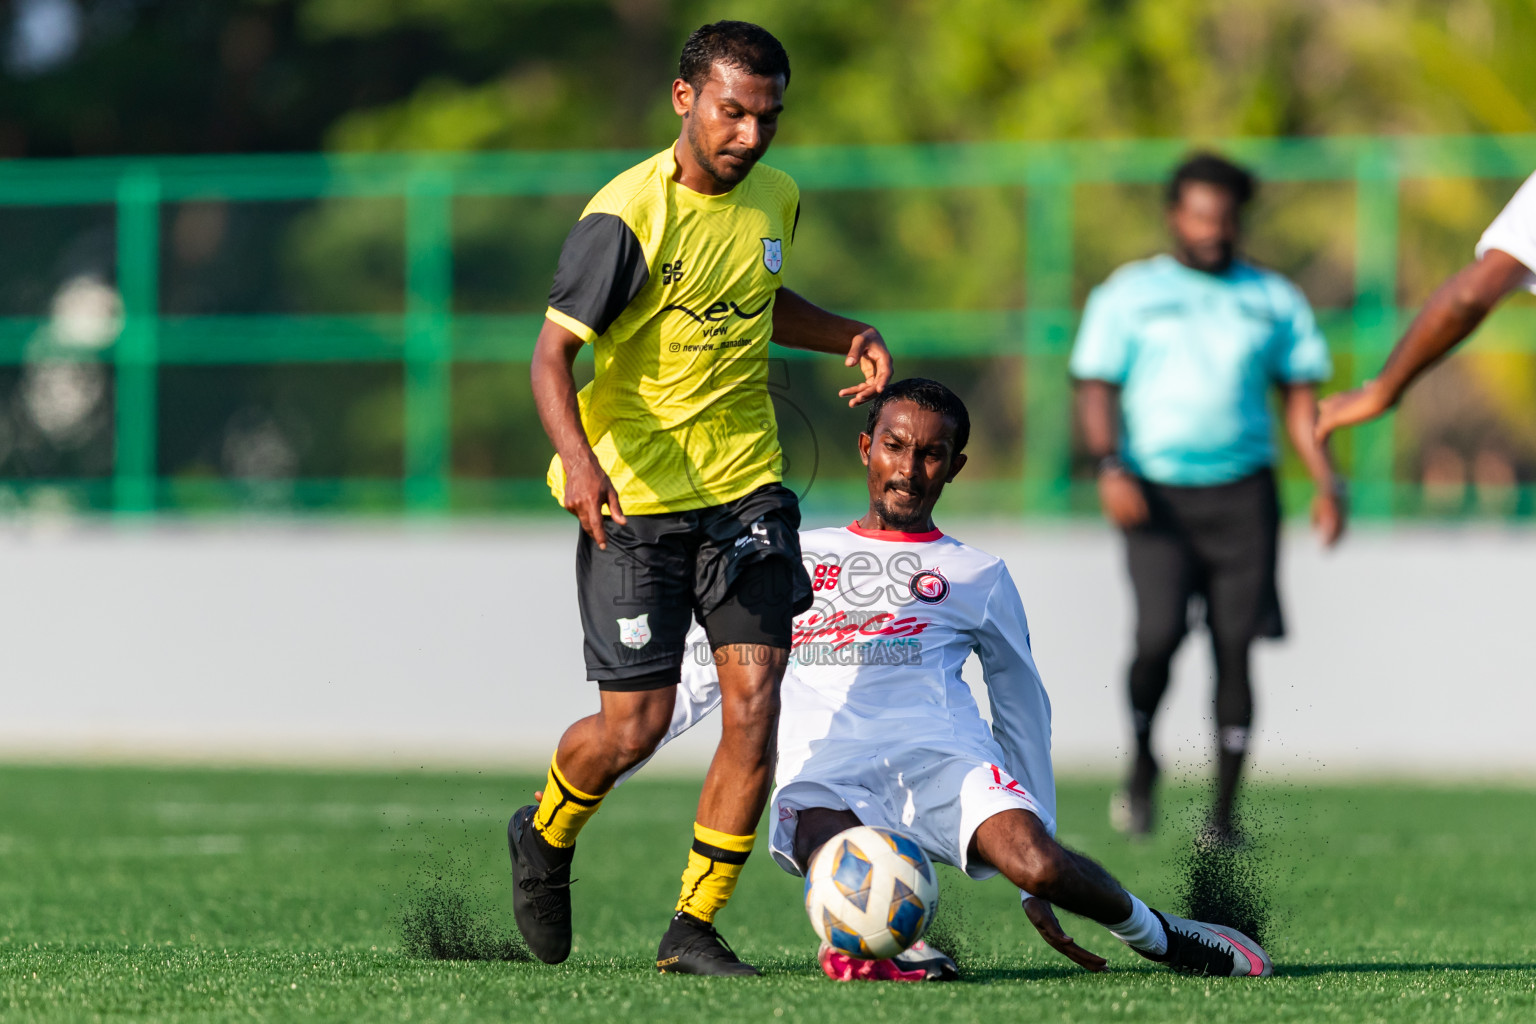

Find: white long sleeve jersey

[671,522,1058,833]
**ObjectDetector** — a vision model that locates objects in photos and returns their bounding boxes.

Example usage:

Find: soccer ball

[803,825,938,960]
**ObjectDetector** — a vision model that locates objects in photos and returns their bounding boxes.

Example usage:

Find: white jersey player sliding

[637,377,1273,981]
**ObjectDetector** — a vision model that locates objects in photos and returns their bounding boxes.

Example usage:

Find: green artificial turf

[0,764,1532,1022]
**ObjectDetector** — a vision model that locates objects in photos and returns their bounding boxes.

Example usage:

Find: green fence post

[1352,141,1400,519]
[404,171,453,513]
[114,169,159,513]
[1022,153,1076,515]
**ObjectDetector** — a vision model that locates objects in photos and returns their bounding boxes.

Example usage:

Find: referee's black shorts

[574,482,814,692]
[1124,468,1284,645]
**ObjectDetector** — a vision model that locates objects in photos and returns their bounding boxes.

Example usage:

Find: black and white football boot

[1145,911,1273,977]
[892,939,960,981]
[507,804,576,964]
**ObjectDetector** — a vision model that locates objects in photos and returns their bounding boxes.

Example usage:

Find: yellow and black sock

[531,754,607,849]
[675,823,755,924]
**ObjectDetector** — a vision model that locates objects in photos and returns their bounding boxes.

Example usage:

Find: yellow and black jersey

[544,145,800,515]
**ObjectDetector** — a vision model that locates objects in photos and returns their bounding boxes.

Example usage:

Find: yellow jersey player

[515,20,894,976]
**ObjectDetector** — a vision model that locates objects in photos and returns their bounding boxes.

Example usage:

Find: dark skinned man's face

[672,62,784,190]
[1168,180,1242,275]
[859,401,968,531]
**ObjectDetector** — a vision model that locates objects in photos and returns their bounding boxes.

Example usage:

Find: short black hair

[863,378,971,457]
[1167,152,1257,209]
[678,21,790,93]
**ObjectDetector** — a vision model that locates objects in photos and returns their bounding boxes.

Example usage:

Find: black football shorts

[574,483,813,692]
[1124,467,1285,643]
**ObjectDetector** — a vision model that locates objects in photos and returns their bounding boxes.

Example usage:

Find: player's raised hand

[1023,897,1108,972]
[838,328,893,407]
[562,454,626,551]
[1315,380,1391,444]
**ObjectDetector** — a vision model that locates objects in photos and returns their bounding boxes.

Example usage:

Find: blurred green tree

[5,0,1536,509]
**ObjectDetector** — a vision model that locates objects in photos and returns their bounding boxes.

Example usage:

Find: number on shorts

[990,764,1028,797]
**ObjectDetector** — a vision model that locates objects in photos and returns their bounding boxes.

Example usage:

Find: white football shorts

[768,745,1050,881]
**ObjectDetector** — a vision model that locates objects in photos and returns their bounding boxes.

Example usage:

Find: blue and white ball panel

[830,839,874,912]
[886,878,929,948]
[822,909,873,958]
[879,829,934,886]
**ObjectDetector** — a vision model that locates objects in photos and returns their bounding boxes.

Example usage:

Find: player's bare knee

[794,807,862,867]
[603,712,670,771]
[1010,838,1073,899]
[721,675,781,731]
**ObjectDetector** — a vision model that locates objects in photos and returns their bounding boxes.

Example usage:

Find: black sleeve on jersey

[791,202,800,244]
[547,212,649,337]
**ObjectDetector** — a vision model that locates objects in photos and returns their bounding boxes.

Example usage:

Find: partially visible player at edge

[515,21,893,976]
[1316,171,1536,441]
[645,378,1273,981]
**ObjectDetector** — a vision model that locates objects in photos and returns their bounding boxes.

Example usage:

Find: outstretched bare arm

[1316,249,1531,442]
[771,288,893,406]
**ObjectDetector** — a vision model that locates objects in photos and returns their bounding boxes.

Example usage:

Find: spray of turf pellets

[1173,815,1270,947]
[920,867,979,970]
[399,874,531,961]
[383,770,532,961]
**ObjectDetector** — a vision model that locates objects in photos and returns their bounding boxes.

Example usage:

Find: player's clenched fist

[1312,486,1346,547]
[1097,468,1149,529]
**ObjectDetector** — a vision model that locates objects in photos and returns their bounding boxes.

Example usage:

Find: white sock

[1108,893,1167,956]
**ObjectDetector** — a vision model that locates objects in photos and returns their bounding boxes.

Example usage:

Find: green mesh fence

[1,134,1534,518]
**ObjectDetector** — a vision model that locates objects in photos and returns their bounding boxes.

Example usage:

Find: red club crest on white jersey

[908,568,949,604]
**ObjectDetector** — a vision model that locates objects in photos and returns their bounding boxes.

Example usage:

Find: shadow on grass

[961,962,1535,984]
[1280,962,1534,978]
[455,957,1536,982]
[941,966,1099,983]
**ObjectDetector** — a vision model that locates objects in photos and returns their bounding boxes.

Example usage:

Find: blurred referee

[1071,153,1345,841]
[517,21,892,976]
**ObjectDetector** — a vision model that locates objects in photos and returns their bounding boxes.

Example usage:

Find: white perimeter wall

[1,519,1532,777]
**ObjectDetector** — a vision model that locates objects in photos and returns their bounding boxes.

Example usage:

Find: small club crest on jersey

[908,568,949,604]
[617,613,652,650]
[761,237,783,274]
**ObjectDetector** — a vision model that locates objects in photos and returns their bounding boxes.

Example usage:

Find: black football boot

[507,804,575,964]
[655,911,760,976]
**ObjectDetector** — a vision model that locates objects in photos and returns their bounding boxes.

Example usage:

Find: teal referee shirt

[1070,255,1332,487]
